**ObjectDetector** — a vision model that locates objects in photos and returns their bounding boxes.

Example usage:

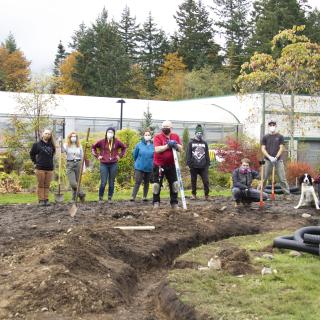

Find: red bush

[286,162,316,185]
[215,136,261,173]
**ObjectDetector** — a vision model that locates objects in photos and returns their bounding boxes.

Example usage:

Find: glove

[268,156,277,163]
[244,188,249,197]
[167,140,178,149]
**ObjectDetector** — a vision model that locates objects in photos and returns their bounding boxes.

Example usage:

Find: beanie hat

[195,124,203,134]
[106,127,116,134]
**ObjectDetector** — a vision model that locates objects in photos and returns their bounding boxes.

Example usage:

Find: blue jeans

[99,162,118,199]
[232,187,268,202]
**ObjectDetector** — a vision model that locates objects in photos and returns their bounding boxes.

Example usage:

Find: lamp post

[116,99,126,130]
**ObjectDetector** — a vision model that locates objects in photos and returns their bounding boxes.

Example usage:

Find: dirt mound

[0,197,311,319]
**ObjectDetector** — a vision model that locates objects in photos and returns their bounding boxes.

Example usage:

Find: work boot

[234,200,240,208]
[171,203,179,211]
[142,197,148,202]
[190,194,197,200]
[130,197,135,202]
[44,199,51,207]
[153,202,160,210]
[108,197,113,204]
[79,193,86,203]
[205,195,209,201]
[98,197,104,204]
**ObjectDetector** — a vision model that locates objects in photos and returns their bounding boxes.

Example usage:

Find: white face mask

[70,137,77,143]
[269,126,276,133]
[107,132,114,140]
[144,135,151,141]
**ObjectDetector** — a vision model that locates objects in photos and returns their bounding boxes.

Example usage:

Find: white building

[1,91,320,166]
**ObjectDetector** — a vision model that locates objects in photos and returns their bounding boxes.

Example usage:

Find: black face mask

[162,128,171,135]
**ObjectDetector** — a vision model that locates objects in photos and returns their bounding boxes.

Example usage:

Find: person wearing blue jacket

[130,129,155,201]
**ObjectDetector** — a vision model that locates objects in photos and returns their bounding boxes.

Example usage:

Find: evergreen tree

[117,6,140,62]
[69,22,87,50]
[247,0,307,55]
[139,106,155,135]
[53,41,67,77]
[174,0,220,70]
[2,32,17,53]
[305,8,320,43]
[138,13,170,93]
[71,8,131,97]
[212,0,250,79]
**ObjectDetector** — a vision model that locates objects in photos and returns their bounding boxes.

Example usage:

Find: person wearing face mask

[62,131,86,202]
[186,124,210,200]
[30,129,56,206]
[232,158,268,207]
[152,120,183,210]
[130,129,155,201]
[261,120,290,198]
[92,127,127,203]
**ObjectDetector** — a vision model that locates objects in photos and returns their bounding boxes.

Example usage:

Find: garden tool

[259,160,265,208]
[172,148,187,210]
[69,128,90,217]
[55,138,64,203]
[271,164,276,201]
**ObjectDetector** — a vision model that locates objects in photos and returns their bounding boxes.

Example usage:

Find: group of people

[29,119,290,208]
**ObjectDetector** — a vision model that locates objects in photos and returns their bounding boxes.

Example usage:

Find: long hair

[66,131,80,147]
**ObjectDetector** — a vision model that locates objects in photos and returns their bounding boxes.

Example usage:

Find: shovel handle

[271,165,276,201]
[259,161,265,208]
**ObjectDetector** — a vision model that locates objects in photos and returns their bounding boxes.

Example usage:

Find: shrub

[18,174,36,191]
[208,167,232,188]
[215,135,261,173]
[0,172,22,193]
[286,161,316,185]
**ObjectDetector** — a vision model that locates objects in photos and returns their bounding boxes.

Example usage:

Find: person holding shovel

[261,120,290,199]
[186,124,210,200]
[232,158,268,207]
[152,120,182,210]
[92,127,127,203]
[30,128,56,206]
[130,128,154,202]
[62,132,86,202]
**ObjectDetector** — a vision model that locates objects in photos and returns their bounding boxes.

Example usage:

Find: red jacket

[153,132,181,166]
[92,138,126,164]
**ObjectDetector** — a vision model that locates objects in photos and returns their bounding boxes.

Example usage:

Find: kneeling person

[232,158,268,206]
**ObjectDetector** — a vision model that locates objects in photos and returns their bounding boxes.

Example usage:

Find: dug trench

[0,196,317,320]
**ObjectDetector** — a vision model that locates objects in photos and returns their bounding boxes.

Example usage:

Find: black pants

[152,165,178,204]
[190,167,209,196]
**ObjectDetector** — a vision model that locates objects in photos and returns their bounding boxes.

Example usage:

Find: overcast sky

[0,0,318,75]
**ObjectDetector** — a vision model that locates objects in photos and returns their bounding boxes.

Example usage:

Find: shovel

[69,128,90,217]
[271,164,276,201]
[55,139,64,203]
[172,148,187,210]
[259,160,265,209]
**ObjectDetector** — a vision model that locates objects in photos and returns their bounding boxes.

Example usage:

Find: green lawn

[0,188,231,204]
[169,231,320,320]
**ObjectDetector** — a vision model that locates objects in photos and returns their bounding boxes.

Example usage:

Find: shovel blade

[69,203,78,217]
[55,193,64,203]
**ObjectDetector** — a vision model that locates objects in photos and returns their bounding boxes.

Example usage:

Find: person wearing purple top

[92,127,127,203]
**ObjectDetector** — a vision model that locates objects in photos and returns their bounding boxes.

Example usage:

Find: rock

[208,257,222,270]
[198,266,210,271]
[41,307,48,312]
[289,250,302,257]
[219,206,227,212]
[261,267,273,275]
[262,254,274,260]
[193,213,199,218]
[67,228,72,233]
[30,225,37,229]
[302,213,311,218]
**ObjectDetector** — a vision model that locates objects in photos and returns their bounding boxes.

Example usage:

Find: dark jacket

[232,168,259,190]
[92,138,126,164]
[186,138,210,169]
[30,140,56,171]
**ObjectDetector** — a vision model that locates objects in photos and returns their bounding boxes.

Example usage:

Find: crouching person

[232,158,268,207]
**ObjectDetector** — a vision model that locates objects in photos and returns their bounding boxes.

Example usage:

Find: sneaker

[130,198,135,202]
[98,197,104,204]
[108,198,113,204]
[44,199,51,207]
[38,200,46,207]
[142,197,148,202]
[190,194,197,200]
[153,202,160,210]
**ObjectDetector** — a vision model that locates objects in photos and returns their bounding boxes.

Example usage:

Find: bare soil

[0,196,319,320]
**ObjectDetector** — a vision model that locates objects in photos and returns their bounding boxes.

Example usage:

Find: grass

[169,231,320,320]
[0,188,231,204]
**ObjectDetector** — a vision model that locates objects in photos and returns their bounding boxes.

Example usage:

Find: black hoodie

[30,140,55,170]
[186,138,210,169]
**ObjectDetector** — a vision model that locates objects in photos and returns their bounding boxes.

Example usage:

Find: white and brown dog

[294,173,320,210]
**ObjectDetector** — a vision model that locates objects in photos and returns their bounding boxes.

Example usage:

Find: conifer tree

[53,41,67,77]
